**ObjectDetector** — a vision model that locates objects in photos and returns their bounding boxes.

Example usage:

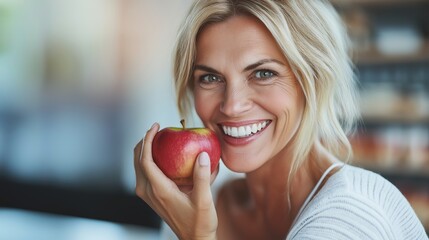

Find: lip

[218,119,268,127]
[217,119,271,146]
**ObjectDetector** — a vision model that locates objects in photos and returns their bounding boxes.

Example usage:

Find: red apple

[152,119,221,185]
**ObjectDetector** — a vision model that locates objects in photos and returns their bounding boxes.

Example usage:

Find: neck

[244,141,337,236]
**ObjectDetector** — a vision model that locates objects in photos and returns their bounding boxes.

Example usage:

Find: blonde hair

[173,0,359,183]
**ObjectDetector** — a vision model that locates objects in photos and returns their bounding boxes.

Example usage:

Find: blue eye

[200,74,221,84]
[255,70,275,79]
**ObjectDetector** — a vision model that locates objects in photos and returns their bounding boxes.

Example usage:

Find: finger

[141,122,160,164]
[134,123,160,197]
[133,138,144,163]
[134,123,158,176]
[140,122,160,173]
[133,138,145,179]
[141,123,178,191]
[192,152,213,207]
[178,185,193,194]
[209,164,220,185]
[134,122,158,177]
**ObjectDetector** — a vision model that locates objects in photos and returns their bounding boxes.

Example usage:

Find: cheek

[258,85,305,133]
[194,90,219,122]
[257,86,299,114]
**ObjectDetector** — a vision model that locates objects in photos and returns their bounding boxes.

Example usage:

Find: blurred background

[0,0,428,239]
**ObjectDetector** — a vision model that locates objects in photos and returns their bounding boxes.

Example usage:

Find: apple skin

[152,124,221,185]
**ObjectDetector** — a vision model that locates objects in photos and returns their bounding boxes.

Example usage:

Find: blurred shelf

[331,0,429,7]
[361,115,429,126]
[351,162,429,184]
[353,41,429,65]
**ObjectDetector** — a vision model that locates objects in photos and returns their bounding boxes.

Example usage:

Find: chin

[220,151,264,173]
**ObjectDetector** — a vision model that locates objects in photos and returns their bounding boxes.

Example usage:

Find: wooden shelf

[352,41,429,65]
[361,114,429,125]
[359,94,429,125]
[351,162,429,182]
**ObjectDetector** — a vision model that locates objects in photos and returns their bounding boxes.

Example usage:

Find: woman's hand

[134,123,218,240]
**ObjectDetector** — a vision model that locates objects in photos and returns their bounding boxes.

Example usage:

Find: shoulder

[288,165,427,240]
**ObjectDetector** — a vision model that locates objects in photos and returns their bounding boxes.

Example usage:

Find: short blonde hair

[173,0,359,180]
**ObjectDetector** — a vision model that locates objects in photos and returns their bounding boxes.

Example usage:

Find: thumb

[192,152,213,207]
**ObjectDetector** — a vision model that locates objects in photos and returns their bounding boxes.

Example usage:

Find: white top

[160,164,428,239]
[287,164,428,239]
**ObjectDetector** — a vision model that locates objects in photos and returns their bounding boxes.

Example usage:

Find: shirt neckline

[290,162,345,228]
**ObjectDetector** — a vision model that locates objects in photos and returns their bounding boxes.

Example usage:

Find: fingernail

[149,122,157,130]
[198,152,210,167]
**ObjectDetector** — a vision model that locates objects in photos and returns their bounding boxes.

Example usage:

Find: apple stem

[180,119,186,129]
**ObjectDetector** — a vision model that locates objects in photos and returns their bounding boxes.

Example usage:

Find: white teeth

[238,126,246,136]
[246,126,252,136]
[251,124,257,133]
[231,127,238,137]
[221,121,270,138]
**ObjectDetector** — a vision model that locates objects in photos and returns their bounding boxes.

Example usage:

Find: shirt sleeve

[288,169,428,240]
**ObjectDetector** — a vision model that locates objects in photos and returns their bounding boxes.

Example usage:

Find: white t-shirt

[160,164,428,239]
[287,164,427,239]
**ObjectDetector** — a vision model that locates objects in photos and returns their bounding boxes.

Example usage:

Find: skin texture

[193,15,305,174]
[134,15,340,240]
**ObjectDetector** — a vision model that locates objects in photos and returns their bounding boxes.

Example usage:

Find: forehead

[199,14,269,37]
[195,15,285,62]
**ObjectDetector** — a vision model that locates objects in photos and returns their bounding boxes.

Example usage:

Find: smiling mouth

[219,120,271,138]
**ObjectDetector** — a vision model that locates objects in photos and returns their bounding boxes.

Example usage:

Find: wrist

[185,232,217,240]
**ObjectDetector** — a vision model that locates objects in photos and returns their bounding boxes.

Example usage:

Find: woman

[134,0,427,239]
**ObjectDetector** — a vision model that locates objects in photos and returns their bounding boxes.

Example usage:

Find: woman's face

[193,15,305,172]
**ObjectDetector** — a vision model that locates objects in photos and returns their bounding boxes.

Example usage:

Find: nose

[220,83,253,117]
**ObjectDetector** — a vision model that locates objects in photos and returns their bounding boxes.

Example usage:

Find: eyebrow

[243,59,286,72]
[193,65,221,75]
[193,58,286,74]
